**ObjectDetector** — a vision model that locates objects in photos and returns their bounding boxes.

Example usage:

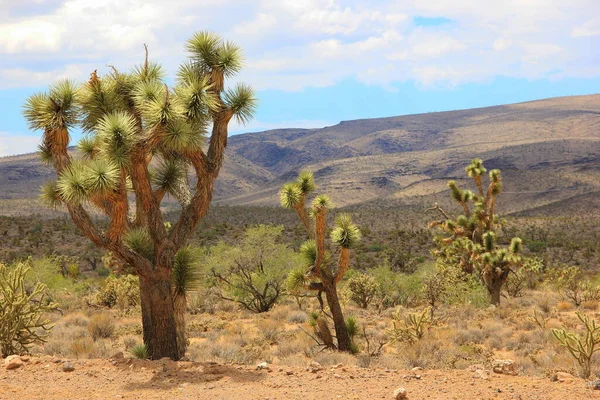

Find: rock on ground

[392,387,407,399]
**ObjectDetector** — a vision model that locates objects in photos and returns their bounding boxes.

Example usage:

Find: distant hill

[1,94,599,216]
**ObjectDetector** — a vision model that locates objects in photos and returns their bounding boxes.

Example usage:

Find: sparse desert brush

[313,350,356,367]
[257,319,280,344]
[274,333,311,358]
[88,313,116,340]
[62,312,90,327]
[287,310,308,324]
[71,337,94,358]
[556,301,575,312]
[122,335,139,350]
[268,304,294,321]
[453,328,486,346]
[582,300,598,311]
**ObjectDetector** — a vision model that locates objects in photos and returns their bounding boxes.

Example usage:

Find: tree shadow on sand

[123,359,266,392]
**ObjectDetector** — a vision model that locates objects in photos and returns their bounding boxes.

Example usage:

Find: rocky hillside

[1,94,599,216]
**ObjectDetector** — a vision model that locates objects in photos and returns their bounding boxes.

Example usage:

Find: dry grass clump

[287,310,308,324]
[556,301,575,312]
[257,320,281,344]
[62,312,90,327]
[88,313,116,340]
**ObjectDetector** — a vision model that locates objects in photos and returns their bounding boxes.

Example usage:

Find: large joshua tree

[428,159,523,305]
[23,32,256,360]
[280,171,360,351]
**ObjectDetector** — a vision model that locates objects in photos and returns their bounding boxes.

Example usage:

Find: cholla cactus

[280,171,360,352]
[429,159,523,305]
[23,32,256,360]
[0,263,57,357]
[552,312,600,378]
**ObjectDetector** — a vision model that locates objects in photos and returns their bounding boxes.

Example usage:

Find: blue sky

[1,0,600,156]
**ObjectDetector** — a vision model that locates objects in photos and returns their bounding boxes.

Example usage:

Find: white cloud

[0,0,597,91]
[572,18,600,37]
[0,132,40,157]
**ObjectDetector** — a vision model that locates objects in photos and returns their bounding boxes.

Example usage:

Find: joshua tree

[281,171,361,352]
[428,159,523,305]
[23,32,256,360]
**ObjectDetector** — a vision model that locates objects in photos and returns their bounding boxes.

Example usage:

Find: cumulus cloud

[0,0,598,91]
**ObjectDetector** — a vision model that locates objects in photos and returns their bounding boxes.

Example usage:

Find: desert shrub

[287,310,308,324]
[389,307,431,344]
[70,337,94,357]
[257,320,280,344]
[95,275,140,312]
[371,263,405,309]
[205,225,302,313]
[88,313,116,340]
[0,262,57,357]
[346,273,377,309]
[545,265,600,306]
[62,312,90,327]
[505,257,544,297]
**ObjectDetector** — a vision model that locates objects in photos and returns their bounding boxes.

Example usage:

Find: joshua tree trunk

[323,280,351,351]
[489,284,502,305]
[139,273,181,360]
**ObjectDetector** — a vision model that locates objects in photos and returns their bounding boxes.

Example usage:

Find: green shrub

[346,273,377,309]
[95,275,140,311]
[0,262,57,357]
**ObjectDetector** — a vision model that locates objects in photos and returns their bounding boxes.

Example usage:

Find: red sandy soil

[1,356,598,400]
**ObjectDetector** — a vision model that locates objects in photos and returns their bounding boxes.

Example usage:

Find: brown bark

[294,198,314,239]
[139,273,182,360]
[173,292,187,357]
[314,209,327,278]
[334,248,350,284]
[323,280,351,352]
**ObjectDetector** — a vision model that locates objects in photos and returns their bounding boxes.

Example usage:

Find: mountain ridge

[1,93,599,216]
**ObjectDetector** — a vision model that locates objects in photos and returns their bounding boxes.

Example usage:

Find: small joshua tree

[0,263,57,357]
[281,171,361,352]
[23,32,256,360]
[429,159,523,305]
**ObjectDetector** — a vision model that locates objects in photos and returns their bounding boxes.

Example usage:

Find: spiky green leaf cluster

[279,182,302,209]
[465,158,487,177]
[96,112,138,167]
[40,181,62,209]
[172,246,203,296]
[185,32,244,79]
[330,213,361,248]
[123,228,154,260]
[296,170,316,194]
[224,83,257,124]
[299,240,317,267]
[312,194,332,210]
[23,80,79,131]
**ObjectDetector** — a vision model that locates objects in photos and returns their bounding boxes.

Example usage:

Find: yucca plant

[428,159,523,305]
[280,171,361,352]
[23,32,256,360]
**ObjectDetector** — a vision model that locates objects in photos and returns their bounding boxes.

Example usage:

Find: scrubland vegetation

[2,159,600,383]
